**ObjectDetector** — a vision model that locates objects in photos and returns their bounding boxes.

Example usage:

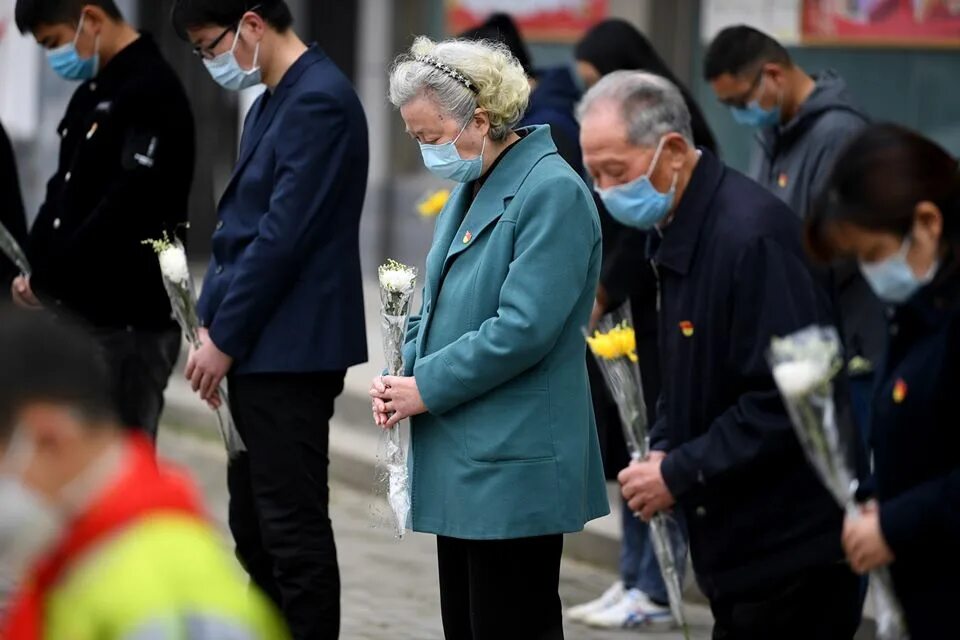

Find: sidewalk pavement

[161,276,878,637]
[163,278,631,571]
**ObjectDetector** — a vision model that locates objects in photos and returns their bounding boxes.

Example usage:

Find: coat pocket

[459,383,554,464]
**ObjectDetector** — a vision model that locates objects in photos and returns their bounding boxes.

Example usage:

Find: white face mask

[203,18,262,92]
[0,434,63,586]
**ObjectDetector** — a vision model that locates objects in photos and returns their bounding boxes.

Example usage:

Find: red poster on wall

[802,0,960,46]
[446,0,609,42]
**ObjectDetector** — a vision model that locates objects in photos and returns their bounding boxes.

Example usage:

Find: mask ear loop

[645,135,669,180]
[72,13,86,46]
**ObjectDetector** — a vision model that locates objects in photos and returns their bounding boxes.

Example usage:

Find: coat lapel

[223,47,324,197]
[426,185,472,303]
[440,185,509,277]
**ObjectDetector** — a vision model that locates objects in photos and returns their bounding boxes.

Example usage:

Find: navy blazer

[650,150,843,600]
[198,46,368,374]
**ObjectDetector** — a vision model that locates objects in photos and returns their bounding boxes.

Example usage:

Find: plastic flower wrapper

[0,220,30,277]
[143,233,245,458]
[585,302,689,637]
[374,259,418,538]
[415,188,450,218]
[769,325,908,640]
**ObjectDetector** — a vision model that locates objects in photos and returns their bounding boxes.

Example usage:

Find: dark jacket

[0,122,26,287]
[752,70,885,381]
[650,150,844,600]
[520,67,583,177]
[28,34,194,330]
[870,259,960,639]
[197,45,368,374]
[750,70,866,217]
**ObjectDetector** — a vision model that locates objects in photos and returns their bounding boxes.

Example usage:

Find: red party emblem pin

[892,379,908,404]
[679,321,694,338]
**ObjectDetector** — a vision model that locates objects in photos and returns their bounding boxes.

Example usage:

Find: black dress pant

[437,534,564,640]
[227,371,345,640]
[95,326,181,439]
[710,562,862,640]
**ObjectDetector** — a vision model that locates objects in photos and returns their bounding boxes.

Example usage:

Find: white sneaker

[583,588,675,630]
[565,581,625,622]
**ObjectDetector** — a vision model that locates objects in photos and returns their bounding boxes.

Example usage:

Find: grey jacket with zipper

[749,70,886,369]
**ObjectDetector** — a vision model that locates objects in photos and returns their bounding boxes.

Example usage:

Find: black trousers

[437,534,564,640]
[95,326,181,439]
[227,371,345,640]
[710,562,862,640]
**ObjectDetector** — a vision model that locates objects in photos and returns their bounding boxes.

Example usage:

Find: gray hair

[577,71,694,147]
[389,36,530,142]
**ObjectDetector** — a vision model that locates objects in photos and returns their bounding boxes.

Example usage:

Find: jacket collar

[427,125,558,298]
[653,148,725,276]
[84,32,155,96]
[229,45,326,184]
[895,253,960,331]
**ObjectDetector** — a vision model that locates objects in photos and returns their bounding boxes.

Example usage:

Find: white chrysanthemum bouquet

[769,326,907,640]
[143,232,245,457]
[375,259,418,539]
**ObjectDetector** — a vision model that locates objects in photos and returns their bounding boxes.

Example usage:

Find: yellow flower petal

[417,189,451,217]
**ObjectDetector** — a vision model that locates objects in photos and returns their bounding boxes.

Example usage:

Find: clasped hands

[369,375,427,429]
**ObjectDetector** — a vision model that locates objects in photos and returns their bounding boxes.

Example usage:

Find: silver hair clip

[414,54,479,94]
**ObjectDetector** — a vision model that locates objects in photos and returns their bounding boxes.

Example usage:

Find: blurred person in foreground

[12,0,195,439]
[704,25,883,437]
[580,71,861,639]
[372,36,608,639]
[805,123,960,640]
[0,307,288,640]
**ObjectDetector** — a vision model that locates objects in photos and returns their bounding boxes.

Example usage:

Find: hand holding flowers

[370,375,426,429]
[843,501,895,574]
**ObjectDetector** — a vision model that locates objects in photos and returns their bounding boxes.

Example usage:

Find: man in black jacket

[580,70,861,638]
[0,121,27,288]
[12,0,195,438]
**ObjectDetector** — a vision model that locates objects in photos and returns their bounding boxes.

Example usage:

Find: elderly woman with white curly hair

[369,36,609,638]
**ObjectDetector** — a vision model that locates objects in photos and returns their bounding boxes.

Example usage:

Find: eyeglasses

[722,69,765,109]
[192,25,233,60]
[191,4,262,61]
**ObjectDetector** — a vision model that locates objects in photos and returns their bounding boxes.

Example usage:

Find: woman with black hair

[806,123,960,640]
[575,19,718,154]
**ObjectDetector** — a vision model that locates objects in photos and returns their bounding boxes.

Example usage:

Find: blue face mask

[730,102,780,128]
[597,137,677,230]
[859,236,939,304]
[47,14,99,81]
[729,75,781,128]
[203,21,262,92]
[419,119,485,183]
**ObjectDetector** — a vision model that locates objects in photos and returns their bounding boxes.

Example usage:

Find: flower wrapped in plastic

[143,233,245,458]
[769,325,908,640]
[0,220,30,277]
[586,303,689,638]
[375,259,418,538]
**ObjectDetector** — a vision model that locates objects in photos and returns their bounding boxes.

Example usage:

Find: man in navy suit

[173,1,369,637]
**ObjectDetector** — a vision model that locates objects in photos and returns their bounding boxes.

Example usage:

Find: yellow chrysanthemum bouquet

[585,303,688,638]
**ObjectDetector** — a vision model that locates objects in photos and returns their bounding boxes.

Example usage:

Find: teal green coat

[403,125,609,539]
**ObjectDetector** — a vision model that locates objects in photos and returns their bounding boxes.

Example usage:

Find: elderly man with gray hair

[580,71,862,638]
